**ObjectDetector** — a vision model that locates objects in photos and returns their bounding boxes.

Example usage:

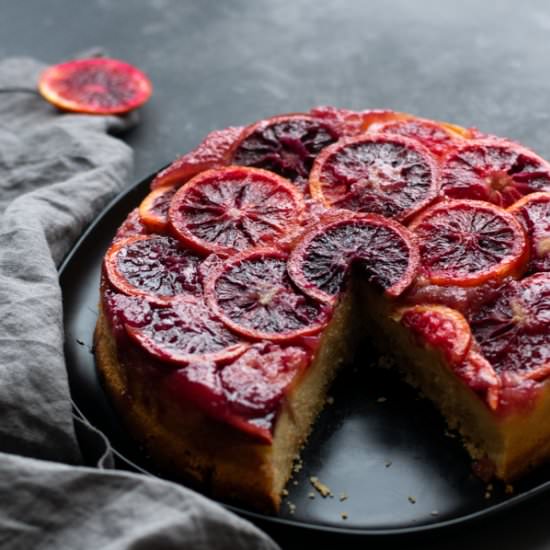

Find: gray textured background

[4,0,550,182]
[4,1,550,548]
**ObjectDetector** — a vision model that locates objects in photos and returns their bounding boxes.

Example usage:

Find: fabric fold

[0,56,278,550]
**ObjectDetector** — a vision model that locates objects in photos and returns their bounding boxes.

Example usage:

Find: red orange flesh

[288,213,420,303]
[309,134,439,222]
[38,58,152,114]
[168,166,304,256]
[409,199,528,287]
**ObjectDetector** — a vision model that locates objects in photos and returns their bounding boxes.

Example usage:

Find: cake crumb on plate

[309,476,332,497]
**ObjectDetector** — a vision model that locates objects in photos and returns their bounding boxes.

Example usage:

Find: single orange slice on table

[508,192,550,273]
[168,166,304,256]
[287,213,419,304]
[440,138,550,206]
[205,248,331,342]
[309,134,439,222]
[408,199,528,287]
[38,58,152,114]
[227,114,341,192]
[104,235,203,304]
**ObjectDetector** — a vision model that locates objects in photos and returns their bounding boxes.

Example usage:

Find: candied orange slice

[151,126,243,189]
[227,114,340,192]
[393,304,472,364]
[309,134,439,222]
[38,58,151,114]
[104,235,203,303]
[469,273,550,381]
[440,139,550,207]
[309,106,403,136]
[454,351,500,410]
[125,295,247,365]
[409,199,528,287]
[372,118,469,157]
[287,213,419,303]
[205,248,330,342]
[168,166,304,255]
[220,342,309,417]
[139,183,178,233]
[508,191,550,273]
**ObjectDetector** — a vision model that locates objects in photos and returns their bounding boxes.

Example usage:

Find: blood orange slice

[309,134,439,222]
[454,351,500,410]
[220,342,309,417]
[125,295,247,365]
[287,213,419,303]
[469,273,550,381]
[165,361,226,420]
[508,192,550,273]
[393,304,472,364]
[113,208,149,242]
[104,235,203,303]
[169,166,304,255]
[206,248,330,342]
[139,184,178,233]
[38,58,152,114]
[409,199,528,287]
[227,114,340,191]
[309,106,401,136]
[373,118,469,157]
[440,139,550,207]
[151,126,243,189]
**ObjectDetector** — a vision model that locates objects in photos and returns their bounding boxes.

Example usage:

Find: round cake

[95,107,550,512]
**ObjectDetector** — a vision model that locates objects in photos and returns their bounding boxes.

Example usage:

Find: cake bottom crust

[94,287,356,512]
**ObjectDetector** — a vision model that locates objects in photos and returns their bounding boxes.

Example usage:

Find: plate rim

[59,170,550,538]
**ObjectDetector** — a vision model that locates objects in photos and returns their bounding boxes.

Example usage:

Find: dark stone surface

[4,0,550,548]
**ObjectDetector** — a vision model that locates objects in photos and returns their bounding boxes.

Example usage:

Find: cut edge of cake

[360,282,550,482]
[94,286,358,512]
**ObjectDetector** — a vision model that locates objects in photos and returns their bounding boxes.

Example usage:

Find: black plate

[61,172,550,540]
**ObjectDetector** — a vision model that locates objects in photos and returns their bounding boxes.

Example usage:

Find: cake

[94,107,550,512]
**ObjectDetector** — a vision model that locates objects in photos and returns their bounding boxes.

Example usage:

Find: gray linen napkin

[0,57,278,550]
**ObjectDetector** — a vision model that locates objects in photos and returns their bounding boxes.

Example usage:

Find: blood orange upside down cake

[94,107,550,511]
